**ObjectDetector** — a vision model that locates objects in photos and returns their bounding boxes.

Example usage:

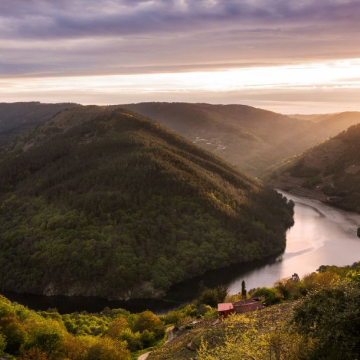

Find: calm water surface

[4,191,360,314]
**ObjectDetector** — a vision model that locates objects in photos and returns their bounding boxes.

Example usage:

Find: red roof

[218,303,234,312]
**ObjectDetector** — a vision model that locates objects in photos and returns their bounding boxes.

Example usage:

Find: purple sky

[1,0,360,113]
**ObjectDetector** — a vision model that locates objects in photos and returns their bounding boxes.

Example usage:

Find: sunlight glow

[2,59,360,112]
[4,59,360,93]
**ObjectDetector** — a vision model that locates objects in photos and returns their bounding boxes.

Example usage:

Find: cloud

[1,0,360,114]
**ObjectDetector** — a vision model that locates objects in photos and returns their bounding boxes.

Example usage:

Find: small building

[233,298,264,313]
[217,302,234,318]
[218,298,264,319]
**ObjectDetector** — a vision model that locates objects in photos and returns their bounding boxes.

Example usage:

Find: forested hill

[0,106,294,299]
[121,103,360,176]
[0,102,77,146]
[269,124,360,213]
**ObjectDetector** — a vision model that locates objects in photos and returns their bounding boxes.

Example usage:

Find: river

[3,191,360,314]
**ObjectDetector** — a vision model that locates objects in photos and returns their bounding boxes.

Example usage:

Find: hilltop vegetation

[0,106,294,299]
[149,262,360,360]
[0,263,359,360]
[269,124,360,212]
[0,102,77,147]
[122,103,360,176]
[0,293,167,360]
[1,102,359,177]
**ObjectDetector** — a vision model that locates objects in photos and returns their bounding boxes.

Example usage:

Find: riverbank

[3,192,360,315]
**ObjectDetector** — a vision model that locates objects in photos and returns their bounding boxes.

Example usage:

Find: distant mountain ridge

[0,105,294,299]
[269,123,360,213]
[1,102,359,177]
[121,103,360,176]
[0,102,77,146]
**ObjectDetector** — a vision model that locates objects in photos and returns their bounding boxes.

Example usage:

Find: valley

[0,105,293,300]
[270,124,360,212]
[4,191,360,315]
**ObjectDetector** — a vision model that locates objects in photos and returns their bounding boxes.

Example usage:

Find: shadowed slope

[0,106,293,299]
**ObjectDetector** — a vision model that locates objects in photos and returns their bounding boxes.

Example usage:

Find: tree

[87,337,130,360]
[132,311,164,334]
[0,315,27,354]
[198,285,228,308]
[241,280,247,298]
[0,334,6,356]
[119,329,142,351]
[20,348,49,360]
[293,281,360,360]
[252,287,281,305]
[107,316,128,339]
[24,321,64,355]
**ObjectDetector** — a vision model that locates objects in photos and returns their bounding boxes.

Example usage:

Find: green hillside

[148,263,360,360]
[269,124,360,212]
[0,106,294,299]
[0,102,77,146]
[122,103,360,176]
[1,263,359,360]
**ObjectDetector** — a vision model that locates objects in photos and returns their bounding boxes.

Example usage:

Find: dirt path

[138,352,151,360]
[137,326,176,360]
[166,326,175,343]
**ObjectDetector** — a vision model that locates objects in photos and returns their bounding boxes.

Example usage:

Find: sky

[1,0,360,114]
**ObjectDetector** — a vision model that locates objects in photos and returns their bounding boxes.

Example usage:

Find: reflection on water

[227,191,360,294]
[4,191,360,314]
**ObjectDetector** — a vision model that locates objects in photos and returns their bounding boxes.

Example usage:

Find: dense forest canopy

[269,123,360,213]
[0,102,77,147]
[0,106,294,299]
[1,102,359,178]
[122,103,360,176]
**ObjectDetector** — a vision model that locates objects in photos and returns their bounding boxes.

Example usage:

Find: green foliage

[274,123,360,213]
[132,311,164,335]
[23,320,64,354]
[161,303,199,326]
[0,107,294,299]
[0,333,6,355]
[0,102,77,147]
[20,347,50,360]
[251,287,282,305]
[241,280,246,298]
[0,314,27,354]
[123,102,338,177]
[86,337,129,360]
[197,285,228,308]
[150,303,314,360]
[0,293,170,359]
[289,159,321,178]
[302,177,322,189]
[119,329,142,351]
[293,281,360,360]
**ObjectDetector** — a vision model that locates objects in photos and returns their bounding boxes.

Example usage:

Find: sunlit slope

[269,124,360,212]
[122,102,353,176]
[0,106,294,299]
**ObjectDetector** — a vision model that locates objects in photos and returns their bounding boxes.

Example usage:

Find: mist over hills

[0,105,293,299]
[269,123,360,213]
[0,102,77,146]
[1,102,360,178]
[122,103,360,176]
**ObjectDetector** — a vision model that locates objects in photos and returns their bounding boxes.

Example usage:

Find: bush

[197,285,228,308]
[0,334,6,356]
[132,311,164,335]
[251,287,281,305]
[119,329,142,351]
[293,281,360,360]
[87,337,129,360]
